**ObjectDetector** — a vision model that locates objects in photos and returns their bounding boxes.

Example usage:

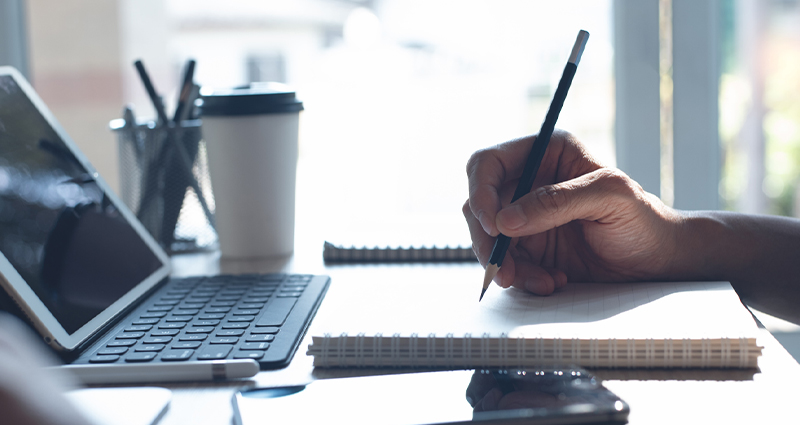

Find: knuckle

[532,185,568,217]
[594,168,640,198]
[462,200,472,217]
[465,148,491,175]
[552,128,575,141]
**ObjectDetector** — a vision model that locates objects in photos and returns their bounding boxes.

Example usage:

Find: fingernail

[525,279,547,294]
[497,204,527,230]
[478,211,493,235]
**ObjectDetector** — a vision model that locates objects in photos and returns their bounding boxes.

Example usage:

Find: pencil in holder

[110,118,217,253]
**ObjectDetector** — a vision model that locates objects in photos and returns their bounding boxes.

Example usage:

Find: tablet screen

[0,74,164,334]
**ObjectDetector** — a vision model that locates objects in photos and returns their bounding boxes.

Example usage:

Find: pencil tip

[479,263,501,303]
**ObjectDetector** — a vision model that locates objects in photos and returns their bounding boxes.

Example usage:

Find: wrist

[669,211,753,282]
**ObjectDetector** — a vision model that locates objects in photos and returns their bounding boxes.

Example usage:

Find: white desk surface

[115,228,800,425]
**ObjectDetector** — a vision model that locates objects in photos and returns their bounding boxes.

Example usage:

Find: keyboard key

[277,293,303,298]
[144,337,173,344]
[209,301,236,307]
[147,305,173,312]
[256,298,297,327]
[192,320,220,327]
[179,303,206,309]
[116,332,145,339]
[282,286,306,292]
[197,345,233,360]
[154,300,180,306]
[240,342,270,351]
[125,325,153,332]
[161,349,195,361]
[215,296,241,301]
[209,337,239,344]
[188,296,212,302]
[252,286,275,292]
[227,316,255,322]
[160,295,185,301]
[166,316,194,322]
[151,329,180,337]
[98,347,129,355]
[186,327,214,333]
[250,327,280,334]
[238,303,265,309]
[135,344,166,352]
[234,310,260,316]
[175,309,200,315]
[158,322,187,329]
[107,340,137,347]
[179,334,208,341]
[245,297,270,303]
[172,341,202,349]
[125,352,157,362]
[90,355,120,363]
[199,313,226,320]
[222,322,250,329]
[216,329,245,337]
[140,312,167,318]
[205,307,231,314]
[132,318,160,325]
[246,334,275,342]
[234,351,265,360]
[167,289,191,295]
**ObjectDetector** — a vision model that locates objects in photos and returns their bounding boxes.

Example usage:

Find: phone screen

[232,368,629,425]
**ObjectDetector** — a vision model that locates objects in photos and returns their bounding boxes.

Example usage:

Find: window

[23,0,614,240]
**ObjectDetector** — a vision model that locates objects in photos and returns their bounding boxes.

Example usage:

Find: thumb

[495,168,635,237]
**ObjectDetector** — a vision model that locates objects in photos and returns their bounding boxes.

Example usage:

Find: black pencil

[172,59,196,123]
[133,60,170,125]
[480,30,589,302]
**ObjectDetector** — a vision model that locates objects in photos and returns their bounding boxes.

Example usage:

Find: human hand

[464,131,684,295]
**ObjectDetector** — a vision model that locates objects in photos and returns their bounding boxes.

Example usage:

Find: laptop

[0,67,330,379]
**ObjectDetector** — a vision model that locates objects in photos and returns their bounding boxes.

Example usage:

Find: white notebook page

[315,274,758,341]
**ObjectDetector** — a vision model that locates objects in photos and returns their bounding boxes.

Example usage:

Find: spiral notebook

[307,280,763,369]
[322,215,477,263]
[323,241,476,263]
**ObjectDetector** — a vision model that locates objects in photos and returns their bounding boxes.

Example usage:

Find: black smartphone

[232,367,629,425]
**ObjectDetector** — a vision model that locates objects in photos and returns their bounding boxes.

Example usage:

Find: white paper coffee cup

[200,83,303,258]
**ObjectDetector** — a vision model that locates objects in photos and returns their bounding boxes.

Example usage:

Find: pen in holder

[110,117,217,253]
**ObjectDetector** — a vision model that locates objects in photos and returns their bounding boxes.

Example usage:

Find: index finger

[466,136,536,237]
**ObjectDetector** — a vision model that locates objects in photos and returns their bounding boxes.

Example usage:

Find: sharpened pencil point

[480,263,501,302]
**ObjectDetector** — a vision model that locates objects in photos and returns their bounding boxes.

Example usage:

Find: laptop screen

[0,74,164,334]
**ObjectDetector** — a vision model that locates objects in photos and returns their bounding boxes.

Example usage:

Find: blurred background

[3,0,799,221]
[1,0,799,358]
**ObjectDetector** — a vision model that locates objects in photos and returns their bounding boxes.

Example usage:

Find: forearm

[675,211,800,324]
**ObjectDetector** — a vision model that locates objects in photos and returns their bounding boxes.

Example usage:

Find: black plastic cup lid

[199,82,303,116]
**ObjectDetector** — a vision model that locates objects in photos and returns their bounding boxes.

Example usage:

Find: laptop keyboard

[79,273,329,368]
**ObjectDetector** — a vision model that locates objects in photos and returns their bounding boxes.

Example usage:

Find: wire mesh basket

[111,119,217,253]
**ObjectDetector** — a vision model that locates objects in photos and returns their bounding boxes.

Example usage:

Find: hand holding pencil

[464,30,686,300]
[474,30,589,301]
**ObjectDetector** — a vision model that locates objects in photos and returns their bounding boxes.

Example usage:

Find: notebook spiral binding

[308,333,761,369]
[322,242,477,263]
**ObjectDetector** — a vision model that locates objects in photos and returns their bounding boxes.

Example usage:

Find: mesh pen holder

[111,119,217,253]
